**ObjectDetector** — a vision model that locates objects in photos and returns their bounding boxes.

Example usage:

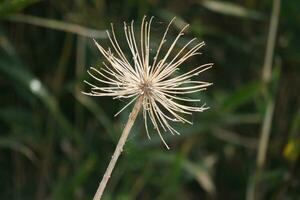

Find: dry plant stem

[257,0,281,169]
[93,97,143,200]
[257,0,281,174]
[256,101,275,168]
[246,0,281,199]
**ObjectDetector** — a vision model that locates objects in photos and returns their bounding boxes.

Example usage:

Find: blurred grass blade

[74,93,113,134]
[200,0,264,20]
[0,0,40,17]
[0,35,81,145]
[51,154,97,199]
[212,127,258,149]
[153,152,216,195]
[0,137,38,163]
[222,82,261,111]
[183,159,216,196]
[6,14,107,38]
[0,63,80,143]
[222,113,261,125]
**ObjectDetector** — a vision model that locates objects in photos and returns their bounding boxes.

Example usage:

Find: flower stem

[93,97,143,200]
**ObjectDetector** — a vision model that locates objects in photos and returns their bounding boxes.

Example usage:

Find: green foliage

[0,0,299,199]
[0,0,40,17]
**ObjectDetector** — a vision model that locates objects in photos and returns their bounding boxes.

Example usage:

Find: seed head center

[140,81,153,95]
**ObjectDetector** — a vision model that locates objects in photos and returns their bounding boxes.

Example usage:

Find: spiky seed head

[83,16,213,149]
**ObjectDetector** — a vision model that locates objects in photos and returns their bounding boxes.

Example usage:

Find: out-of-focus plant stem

[247,0,281,199]
[6,14,107,38]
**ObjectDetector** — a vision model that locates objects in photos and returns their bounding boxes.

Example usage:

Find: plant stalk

[93,96,143,200]
[246,0,281,199]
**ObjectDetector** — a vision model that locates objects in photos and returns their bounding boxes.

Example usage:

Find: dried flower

[83,16,212,149]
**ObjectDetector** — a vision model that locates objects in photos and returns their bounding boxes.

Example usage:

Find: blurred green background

[0,0,299,199]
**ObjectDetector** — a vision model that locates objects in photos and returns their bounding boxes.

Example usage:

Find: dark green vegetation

[0,0,299,199]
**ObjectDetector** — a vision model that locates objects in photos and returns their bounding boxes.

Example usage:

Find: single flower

[83,16,213,149]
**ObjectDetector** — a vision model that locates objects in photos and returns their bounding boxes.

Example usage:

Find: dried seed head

[83,16,213,149]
